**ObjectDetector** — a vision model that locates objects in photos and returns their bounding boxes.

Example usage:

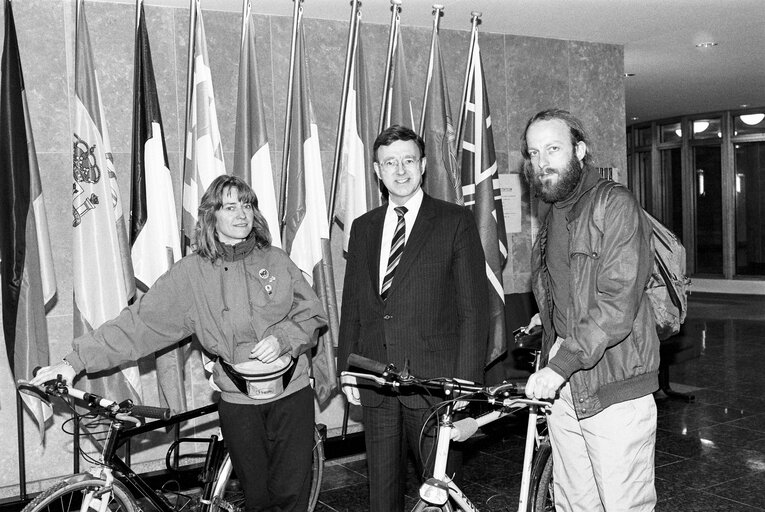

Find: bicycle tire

[528,441,554,512]
[209,425,324,512]
[22,477,138,512]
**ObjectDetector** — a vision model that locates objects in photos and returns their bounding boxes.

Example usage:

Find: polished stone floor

[316,293,765,511]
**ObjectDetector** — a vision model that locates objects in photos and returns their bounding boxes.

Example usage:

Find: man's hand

[525,367,565,400]
[250,335,281,364]
[29,361,77,387]
[340,374,361,406]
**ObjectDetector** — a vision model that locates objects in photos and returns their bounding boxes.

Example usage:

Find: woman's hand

[29,361,77,387]
[250,335,282,364]
[522,313,542,334]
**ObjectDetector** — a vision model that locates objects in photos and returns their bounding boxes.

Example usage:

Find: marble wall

[0,0,624,496]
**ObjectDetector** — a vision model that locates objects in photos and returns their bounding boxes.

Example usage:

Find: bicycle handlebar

[345,353,526,399]
[17,377,172,422]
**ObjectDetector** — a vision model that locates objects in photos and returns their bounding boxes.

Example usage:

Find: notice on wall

[499,173,522,233]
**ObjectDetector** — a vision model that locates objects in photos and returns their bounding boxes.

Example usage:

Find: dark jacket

[531,168,660,419]
[337,194,489,408]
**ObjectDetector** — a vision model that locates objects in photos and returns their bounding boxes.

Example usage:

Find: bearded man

[520,109,660,512]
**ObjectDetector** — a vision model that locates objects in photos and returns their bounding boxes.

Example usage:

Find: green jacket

[67,239,327,405]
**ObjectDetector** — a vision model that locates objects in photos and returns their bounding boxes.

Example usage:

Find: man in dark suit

[337,125,489,512]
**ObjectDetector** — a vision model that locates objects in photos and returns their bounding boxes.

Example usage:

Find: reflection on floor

[317,294,765,511]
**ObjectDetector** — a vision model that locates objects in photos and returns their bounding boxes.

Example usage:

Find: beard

[525,154,584,204]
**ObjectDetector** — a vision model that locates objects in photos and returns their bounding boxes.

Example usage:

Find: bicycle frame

[90,403,221,512]
[413,399,546,512]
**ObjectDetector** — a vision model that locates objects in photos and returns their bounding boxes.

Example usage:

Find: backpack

[591,180,691,341]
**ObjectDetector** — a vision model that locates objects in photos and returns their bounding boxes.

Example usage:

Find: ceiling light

[695,42,718,48]
[693,121,709,133]
[675,129,682,137]
[630,116,639,121]
[623,73,635,77]
[740,113,765,125]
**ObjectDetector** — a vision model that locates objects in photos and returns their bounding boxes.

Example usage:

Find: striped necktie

[381,206,407,301]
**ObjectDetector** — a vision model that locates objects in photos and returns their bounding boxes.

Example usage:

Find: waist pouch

[219,355,296,400]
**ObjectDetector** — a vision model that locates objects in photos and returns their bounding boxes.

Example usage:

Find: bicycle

[17,377,325,512]
[342,331,554,512]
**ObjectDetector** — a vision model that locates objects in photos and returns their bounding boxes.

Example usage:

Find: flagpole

[183,0,198,162]
[456,11,481,147]
[378,0,401,133]
[240,0,250,50]
[419,4,443,134]
[328,0,361,224]
[279,0,303,229]
[180,0,198,254]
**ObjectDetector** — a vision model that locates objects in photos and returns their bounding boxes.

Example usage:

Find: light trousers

[547,340,657,512]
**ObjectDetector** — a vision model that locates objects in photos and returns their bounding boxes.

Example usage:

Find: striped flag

[182,0,226,253]
[0,0,56,440]
[130,4,186,413]
[421,28,460,204]
[73,0,142,402]
[460,34,508,365]
[381,17,414,130]
[334,22,381,252]
[233,2,281,247]
[283,17,338,404]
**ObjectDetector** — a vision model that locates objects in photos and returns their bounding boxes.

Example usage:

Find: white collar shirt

[378,188,424,293]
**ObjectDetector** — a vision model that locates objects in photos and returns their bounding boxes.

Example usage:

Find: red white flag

[282,15,339,404]
[182,0,226,254]
[234,3,281,247]
[335,21,380,252]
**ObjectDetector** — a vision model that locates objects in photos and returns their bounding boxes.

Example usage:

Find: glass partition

[660,122,682,143]
[734,113,765,137]
[694,145,723,274]
[734,142,765,276]
[691,118,722,140]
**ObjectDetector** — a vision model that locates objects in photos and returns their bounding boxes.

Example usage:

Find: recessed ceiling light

[740,104,749,108]
[630,116,639,121]
[623,73,635,77]
[695,42,718,48]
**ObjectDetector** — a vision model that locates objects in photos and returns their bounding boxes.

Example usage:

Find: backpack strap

[590,179,621,233]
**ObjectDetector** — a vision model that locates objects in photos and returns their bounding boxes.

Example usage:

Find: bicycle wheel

[528,441,554,512]
[209,425,324,512]
[22,477,137,512]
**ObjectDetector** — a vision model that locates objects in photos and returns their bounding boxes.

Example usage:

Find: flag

[283,17,339,405]
[182,0,226,254]
[460,35,507,365]
[73,0,141,402]
[233,3,281,248]
[334,22,381,252]
[421,30,460,204]
[131,4,186,413]
[381,17,414,130]
[0,0,56,441]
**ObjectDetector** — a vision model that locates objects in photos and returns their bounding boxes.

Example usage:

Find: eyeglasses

[379,157,421,172]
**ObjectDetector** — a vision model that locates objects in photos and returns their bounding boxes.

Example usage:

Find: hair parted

[520,108,593,167]
[373,124,425,162]
[194,175,271,261]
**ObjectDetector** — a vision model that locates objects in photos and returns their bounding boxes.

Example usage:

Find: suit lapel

[366,208,386,299]
[386,195,435,299]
